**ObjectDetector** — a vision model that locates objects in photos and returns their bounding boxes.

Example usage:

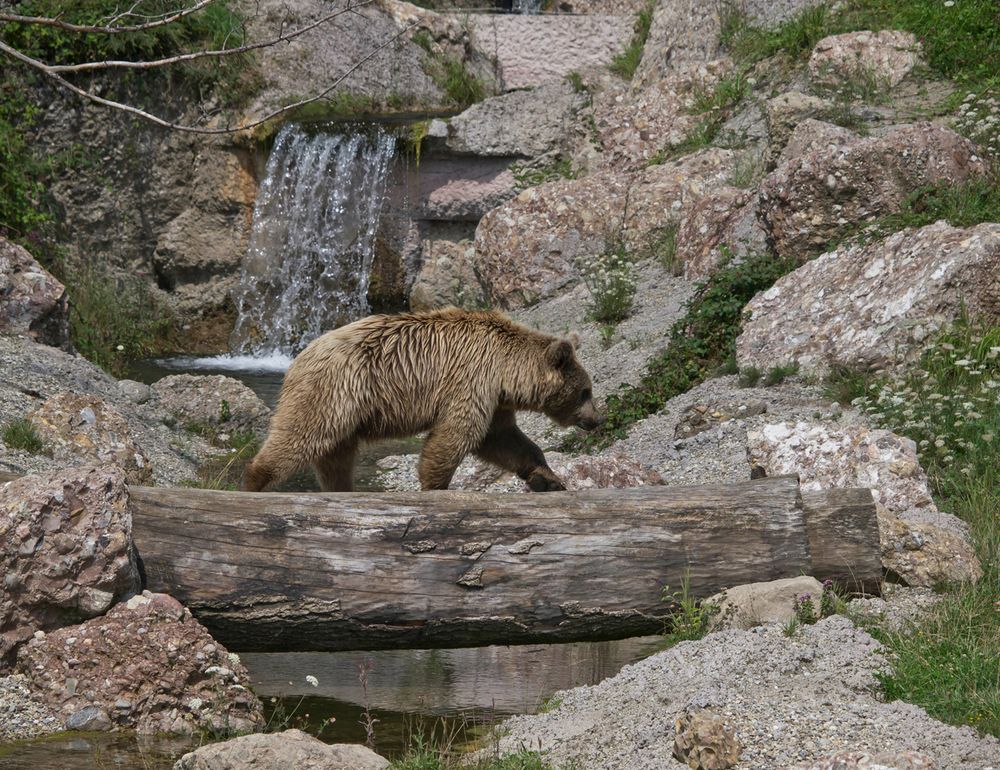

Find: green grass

[875,179,1000,232]
[835,318,1000,735]
[660,572,716,647]
[510,157,577,190]
[2,418,44,454]
[392,745,552,770]
[763,363,799,386]
[565,252,797,451]
[66,264,176,376]
[609,0,655,80]
[689,69,750,115]
[721,0,1000,90]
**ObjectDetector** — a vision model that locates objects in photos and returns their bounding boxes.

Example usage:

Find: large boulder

[151,374,270,438]
[174,729,390,770]
[445,80,585,158]
[15,591,264,735]
[0,467,140,665]
[736,222,1000,376]
[758,123,989,260]
[675,185,768,280]
[808,31,922,91]
[763,92,835,168]
[474,148,733,308]
[27,392,152,485]
[673,708,742,770]
[747,421,982,587]
[409,238,485,311]
[0,237,69,349]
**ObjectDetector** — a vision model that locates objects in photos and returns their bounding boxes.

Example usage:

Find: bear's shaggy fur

[243,308,603,492]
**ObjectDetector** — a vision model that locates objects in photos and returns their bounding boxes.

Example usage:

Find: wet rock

[409,239,485,311]
[786,749,935,770]
[675,186,768,280]
[151,374,270,437]
[66,705,112,732]
[763,92,836,167]
[673,708,742,769]
[446,80,585,158]
[474,148,732,308]
[419,168,517,222]
[0,237,69,350]
[759,123,989,260]
[736,222,1000,376]
[706,576,824,631]
[174,729,390,770]
[0,466,139,665]
[16,591,264,735]
[747,421,982,586]
[809,31,922,91]
[26,392,152,485]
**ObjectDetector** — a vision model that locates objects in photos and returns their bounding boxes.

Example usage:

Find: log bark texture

[128,476,881,652]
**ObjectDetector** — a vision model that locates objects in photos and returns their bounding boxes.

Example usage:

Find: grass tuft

[609,0,655,80]
[2,418,44,454]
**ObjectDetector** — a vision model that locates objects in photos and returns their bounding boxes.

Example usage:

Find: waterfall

[513,0,543,12]
[230,123,396,357]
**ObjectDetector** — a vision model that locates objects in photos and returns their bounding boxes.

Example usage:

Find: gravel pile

[0,675,61,742]
[847,584,945,633]
[0,335,213,485]
[494,616,1000,769]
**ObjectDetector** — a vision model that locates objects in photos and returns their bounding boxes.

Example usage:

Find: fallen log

[128,476,881,652]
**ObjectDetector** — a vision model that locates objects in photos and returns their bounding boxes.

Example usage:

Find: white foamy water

[157,353,292,373]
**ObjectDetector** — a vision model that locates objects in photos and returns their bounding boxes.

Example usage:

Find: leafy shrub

[579,245,636,326]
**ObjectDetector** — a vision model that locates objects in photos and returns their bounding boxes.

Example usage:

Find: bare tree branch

[0,18,418,135]
[0,0,221,35]
[38,1,374,73]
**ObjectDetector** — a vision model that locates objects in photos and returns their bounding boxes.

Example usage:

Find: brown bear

[242,307,604,492]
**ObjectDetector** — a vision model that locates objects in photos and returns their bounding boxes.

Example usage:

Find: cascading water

[230,123,396,358]
[513,0,543,12]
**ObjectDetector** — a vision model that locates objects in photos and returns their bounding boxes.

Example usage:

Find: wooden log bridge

[127,476,882,652]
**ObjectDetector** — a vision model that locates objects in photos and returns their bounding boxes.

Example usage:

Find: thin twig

[0,0,220,34]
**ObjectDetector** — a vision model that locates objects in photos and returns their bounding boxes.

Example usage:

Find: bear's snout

[576,405,606,431]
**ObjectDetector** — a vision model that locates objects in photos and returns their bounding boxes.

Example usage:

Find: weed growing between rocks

[1,418,43,454]
[832,319,1000,735]
[566,252,796,451]
[873,179,1000,233]
[510,157,577,191]
[609,0,655,80]
[661,574,715,648]
[578,244,636,329]
[955,91,1000,161]
[181,431,260,491]
[689,68,750,115]
[763,363,799,386]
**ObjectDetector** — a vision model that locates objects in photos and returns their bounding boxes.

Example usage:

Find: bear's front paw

[527,472,566,492]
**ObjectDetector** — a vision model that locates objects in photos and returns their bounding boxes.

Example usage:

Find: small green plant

[873,180,1000,234]
[955,90,1000,160]
[66,264,177,377]
[763,363,799,386]
[411,30,435,54]
[738,366,762,388]
[579,244,636,327]
[565,70,587,94]
[661,572,716,646]
[609,0,655,80]
[182,431,261,490]
[2,418,44,454]
[648,224,680,275]
[219,400,232,424]
[510,156,577,190]
[537,695,562,714]
[782,616,802,638]
[819,579,844,618]
[689,69,750,115]
[793,592,817,624]
[727,152,764,189]
[823,364,873,406]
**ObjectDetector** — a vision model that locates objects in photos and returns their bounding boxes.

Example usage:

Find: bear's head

[542,336,605,431]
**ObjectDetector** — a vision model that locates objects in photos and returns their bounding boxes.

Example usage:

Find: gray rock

[173,729,390,770]
[117,379,153,405]
[65,705,112,732]
[151,374,270,437]
[0,466,140,664]
[409,238,485,311]
[447,80,586,158]
[706,576,825,631]
[763,92,837,168]
[0,237,69,350]
[736,222,1000,376]
[759,122,989,260]
[16,591,263,736]
[775,118,858,169]
[809,31,922,91]
[675,185,768,280]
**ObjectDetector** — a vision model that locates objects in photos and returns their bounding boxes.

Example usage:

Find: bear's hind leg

[313,439,358,492]
[241,433,303,492]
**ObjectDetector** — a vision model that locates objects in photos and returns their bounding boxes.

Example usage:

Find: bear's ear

[567,332,581,349]
[546,339,574,369]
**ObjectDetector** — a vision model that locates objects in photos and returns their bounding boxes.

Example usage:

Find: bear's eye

[580,388,591,401]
